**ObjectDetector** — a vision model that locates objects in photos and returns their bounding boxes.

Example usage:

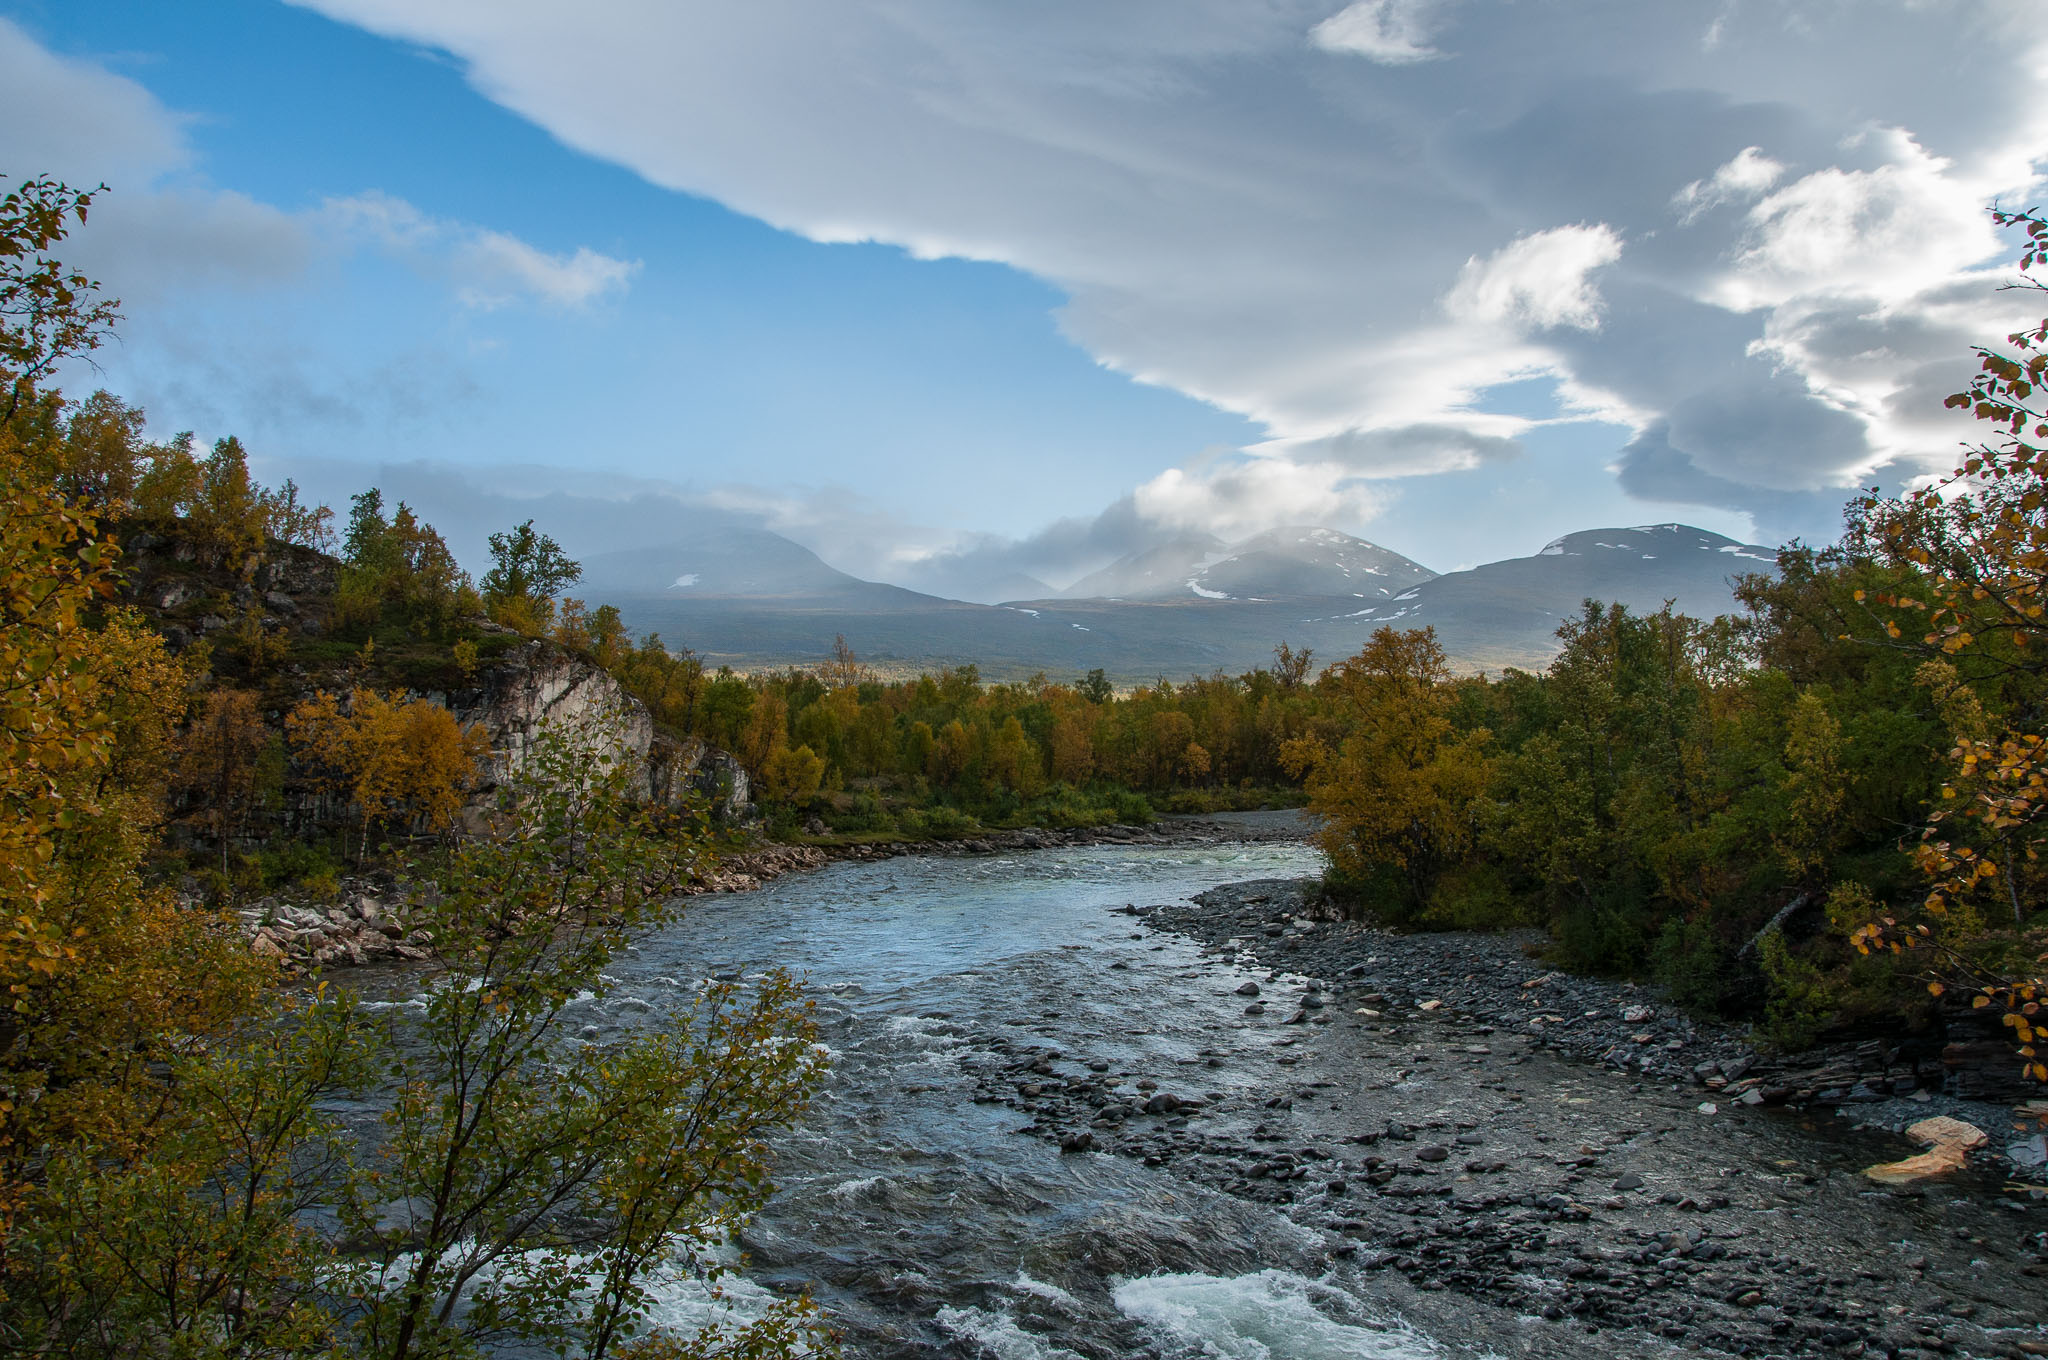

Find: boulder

[1863,1115,1988,1185]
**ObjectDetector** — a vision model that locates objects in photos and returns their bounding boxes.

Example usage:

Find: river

[354,812,2048,1358]
[582,814,1469,1359]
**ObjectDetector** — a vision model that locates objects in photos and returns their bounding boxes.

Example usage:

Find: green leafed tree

[483,518,581,634]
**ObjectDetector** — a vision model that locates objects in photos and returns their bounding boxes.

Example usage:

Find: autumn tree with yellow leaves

[0,172,270,1218]
[1282,627,1492,916]
[1844,206,2048,1078]
[173,689,271,874]
[286,688,490,857]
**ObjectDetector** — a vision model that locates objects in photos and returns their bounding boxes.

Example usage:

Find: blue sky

[3,1,2043,595]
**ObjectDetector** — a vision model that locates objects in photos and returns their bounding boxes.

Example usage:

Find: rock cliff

[458,639,750,822]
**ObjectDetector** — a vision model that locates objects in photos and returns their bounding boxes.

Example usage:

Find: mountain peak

[1061,526,1434,602]
[1536,524,1776,566]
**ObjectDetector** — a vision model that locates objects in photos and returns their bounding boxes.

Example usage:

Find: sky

[2,1,2044,599]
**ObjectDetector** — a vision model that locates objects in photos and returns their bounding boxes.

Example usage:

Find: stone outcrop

[457,639,750,822]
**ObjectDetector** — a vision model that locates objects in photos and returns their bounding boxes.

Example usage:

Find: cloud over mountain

[286,0,2046,550]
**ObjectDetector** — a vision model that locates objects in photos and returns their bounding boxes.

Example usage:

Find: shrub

[257,839,345,893]
[1757,928,1835,1051]
[1422,861,1526,931]
[1111,791,1155,825]
[923,805,982,836]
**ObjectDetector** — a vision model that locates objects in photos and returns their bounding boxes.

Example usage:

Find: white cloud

[0,18,312,303]
[1134,454,1388,542]
[1672,146,1785,224]
[1310,0,1445,64]
[1709,129,2005,314]
[0,18,187,185]
[1444,224,1625,331]
[1255,423,1521,477]
[322,191,637,309]
[458,230,637,308]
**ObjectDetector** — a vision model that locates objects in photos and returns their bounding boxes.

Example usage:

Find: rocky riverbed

[961,877,2048,1359]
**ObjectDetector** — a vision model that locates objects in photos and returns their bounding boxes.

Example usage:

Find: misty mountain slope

[1315,524,1779,670]
[1186,526,1436,602]
[1059,533,1228,600]
[1056,526,1433,602]
[924,567,1056,606]
[576,526,871,600]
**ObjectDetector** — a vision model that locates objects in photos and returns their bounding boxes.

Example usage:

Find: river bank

[966,876,2048,1359]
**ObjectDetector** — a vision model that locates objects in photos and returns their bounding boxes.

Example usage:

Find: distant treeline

[587,623,1322,832]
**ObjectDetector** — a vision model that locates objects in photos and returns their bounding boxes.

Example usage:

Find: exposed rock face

[648,735,751,820]
[461,639,652,782]
[458,639,750,821]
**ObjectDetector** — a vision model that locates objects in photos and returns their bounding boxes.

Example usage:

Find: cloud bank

[285,0,2048,557]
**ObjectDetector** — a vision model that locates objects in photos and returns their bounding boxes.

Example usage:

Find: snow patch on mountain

[1069,525,1435,602]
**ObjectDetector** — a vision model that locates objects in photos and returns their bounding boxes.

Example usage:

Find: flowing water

[566,816,1476,1360]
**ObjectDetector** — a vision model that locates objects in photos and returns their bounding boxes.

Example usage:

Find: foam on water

[935,1305,1087,1359]
[640,1269,796,1340]
[824,1174,890,1203]
[1112,1270,1450,1360]
[1008,1271,1083,1312]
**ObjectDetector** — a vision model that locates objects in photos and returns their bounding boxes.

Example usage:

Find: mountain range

[581,521,1779,681]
